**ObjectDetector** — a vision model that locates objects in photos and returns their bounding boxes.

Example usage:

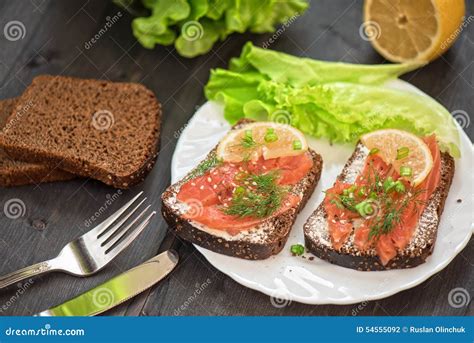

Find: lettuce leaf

[229,42,424,86]
[205,43,461,157]
[132,0,190,47]
[128,0,309,57]
[175,18,222,58]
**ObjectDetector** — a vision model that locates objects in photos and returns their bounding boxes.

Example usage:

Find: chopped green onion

[290,244,305,256]
[355,200,375,217]
[383,176,396,192]
[396,146,410,160]
[369,148,380,155]
[234,186,246,196]
[293,140,302,150]
[369,191,378,199]
[342,185,357,196]
[264,128,278,143]
[358,186,366,197]
[394,181,406,193]
[382,177,406,193]
[400,166,412,177]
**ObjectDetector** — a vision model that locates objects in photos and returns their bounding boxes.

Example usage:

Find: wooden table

[0,0,472,316]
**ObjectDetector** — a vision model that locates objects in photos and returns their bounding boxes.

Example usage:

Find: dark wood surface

[0,0,472,316]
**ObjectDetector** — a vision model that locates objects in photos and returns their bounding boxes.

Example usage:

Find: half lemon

[363,0,466,62]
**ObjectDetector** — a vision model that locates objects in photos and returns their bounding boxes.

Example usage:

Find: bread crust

[304,142,455,271]
[0,164,74,187]
[161,120,323,260]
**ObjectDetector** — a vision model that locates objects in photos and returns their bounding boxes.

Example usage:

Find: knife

[35,250,178,316]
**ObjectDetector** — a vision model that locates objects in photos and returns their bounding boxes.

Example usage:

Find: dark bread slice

[162,120,323,260]
[0,98,74,187]
[304,142,455,271]
[0,75,161,188]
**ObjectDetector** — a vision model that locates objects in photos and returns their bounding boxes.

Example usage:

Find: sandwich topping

[177,123,313,235]
[323,130,441,266]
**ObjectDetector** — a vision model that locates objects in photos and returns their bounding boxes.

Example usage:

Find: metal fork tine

[87,191,144,237]
[99,198,147,243]
[105,211,156,261]
[101,205,151,251]
[0,191,154,287]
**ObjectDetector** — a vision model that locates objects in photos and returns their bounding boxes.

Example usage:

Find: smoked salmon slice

[177,152,314,234]
[324,136,441,265]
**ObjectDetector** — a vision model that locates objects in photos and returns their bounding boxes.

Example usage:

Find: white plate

[171,79,473,305]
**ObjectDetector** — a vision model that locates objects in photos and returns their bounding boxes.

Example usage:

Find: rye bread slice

[162,120,323,260]
[0,75,161,188]
[0,98,74,187]
[304,142,455,271]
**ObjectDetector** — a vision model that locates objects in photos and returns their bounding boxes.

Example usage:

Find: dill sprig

[183,154,222,182]
[224,171,288,218]
[363,161,426,239]
[367,187,426,239]
[329,160,427,240]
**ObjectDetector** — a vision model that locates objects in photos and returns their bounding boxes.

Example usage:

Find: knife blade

[35,250,178,316]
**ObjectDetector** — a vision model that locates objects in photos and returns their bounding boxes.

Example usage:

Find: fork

[0,191,155,289]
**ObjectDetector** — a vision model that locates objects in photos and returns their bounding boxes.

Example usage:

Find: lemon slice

[216,122,308,163]
[361,129,433,186]
[363,0,465,62]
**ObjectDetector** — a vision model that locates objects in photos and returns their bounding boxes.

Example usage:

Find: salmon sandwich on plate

[304,129,455,271]
[162,120,323,260]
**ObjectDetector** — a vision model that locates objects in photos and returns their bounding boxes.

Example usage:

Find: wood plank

[0,0,471,317]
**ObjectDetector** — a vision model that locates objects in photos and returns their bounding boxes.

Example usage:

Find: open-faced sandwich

[162,120,323,259]
[304,129,455,270]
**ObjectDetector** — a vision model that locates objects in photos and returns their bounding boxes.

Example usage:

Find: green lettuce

[122,0,309,57]
[205,43,461,157]
[229,42,424,86]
